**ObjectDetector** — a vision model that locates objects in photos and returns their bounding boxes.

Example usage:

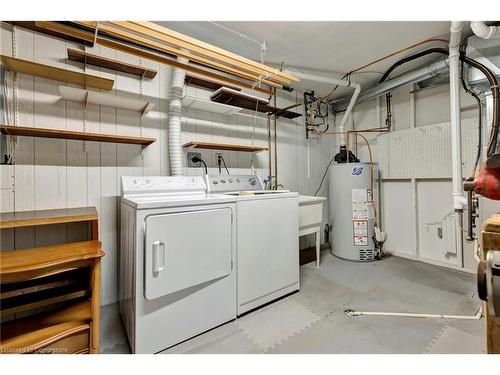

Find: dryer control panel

[121,176,206,195]
[206,174,264,193]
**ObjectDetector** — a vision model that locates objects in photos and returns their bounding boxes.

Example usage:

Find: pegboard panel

[414,122,452,178]
[387,130,414,178]
[377,118,481,179]
[461,118,481,178]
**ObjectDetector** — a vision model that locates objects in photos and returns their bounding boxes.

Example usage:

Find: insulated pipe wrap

[168,57,187,176]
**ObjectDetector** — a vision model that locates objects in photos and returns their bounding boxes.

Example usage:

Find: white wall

[0,23,333,306]
[350,82,500,272]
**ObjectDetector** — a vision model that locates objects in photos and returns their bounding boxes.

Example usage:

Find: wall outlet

[187,152,202,167]
[215,152,223,165]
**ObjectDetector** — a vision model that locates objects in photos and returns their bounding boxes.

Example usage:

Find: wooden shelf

[1,301,91,339]
[1,287,87,317]
[59,86,155,115]
[0,241,104,284]
[184,73,241,92]
[0,55,114,91]
[183,141,268,152]
[182,95,241,115]
[0,125,156,147]
[8,22,94,46]
[67,48,157,79]
[211,87,302,119]
[0,206,97,229]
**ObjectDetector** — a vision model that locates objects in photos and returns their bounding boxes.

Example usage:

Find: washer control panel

[122,176,206,195]
[206,174,264,193]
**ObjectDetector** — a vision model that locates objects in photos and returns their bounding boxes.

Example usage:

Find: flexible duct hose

[169,58,187,176]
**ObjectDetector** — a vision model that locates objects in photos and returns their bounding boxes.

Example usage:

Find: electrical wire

[218,154,230,174]
[191,156,207,175]
[313,153,336,197]
[460,57,482,177]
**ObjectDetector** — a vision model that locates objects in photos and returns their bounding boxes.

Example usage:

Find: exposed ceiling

[157,21,456,98]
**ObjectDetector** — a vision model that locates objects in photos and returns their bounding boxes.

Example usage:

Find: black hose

[460,58,482,177]
[461,56,499,158]
[377,47,499,160]
[378,48,449,84]
[379,48,449,129]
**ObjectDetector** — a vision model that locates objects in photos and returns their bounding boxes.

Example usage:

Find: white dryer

[206,175,299,315]
[120,176,237,353]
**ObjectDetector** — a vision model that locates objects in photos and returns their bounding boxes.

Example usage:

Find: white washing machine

[205,175,299,315]
[119,176,237,353]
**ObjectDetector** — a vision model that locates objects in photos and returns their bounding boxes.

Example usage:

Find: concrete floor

[100,252,485,354]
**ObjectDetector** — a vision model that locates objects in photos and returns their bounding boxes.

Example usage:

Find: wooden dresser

[0,207,104,354]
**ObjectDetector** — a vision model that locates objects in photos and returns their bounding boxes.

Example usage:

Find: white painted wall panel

[417,180,456,265]
[381,181,416,257]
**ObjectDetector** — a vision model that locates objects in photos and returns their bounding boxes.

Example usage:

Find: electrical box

[187,152,202,167]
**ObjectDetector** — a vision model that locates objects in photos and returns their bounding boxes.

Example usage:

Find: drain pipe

[285,69,361,145]
[449,21,467,268]
[169,57,187,176]
[450,21,466,211]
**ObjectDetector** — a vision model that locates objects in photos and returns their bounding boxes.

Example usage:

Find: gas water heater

[329,162,379,262]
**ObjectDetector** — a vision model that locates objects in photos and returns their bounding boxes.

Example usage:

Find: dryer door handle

[153,240,166,274]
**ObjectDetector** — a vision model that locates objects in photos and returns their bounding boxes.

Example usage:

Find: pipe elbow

[471,21,500,39]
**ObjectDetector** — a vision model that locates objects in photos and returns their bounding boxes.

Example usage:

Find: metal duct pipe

[332,58,450,112]
[169,57,187,176]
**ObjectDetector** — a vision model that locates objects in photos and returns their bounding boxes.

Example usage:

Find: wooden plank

[0,55,114,91]
[0,125,156,147]
[185,73,241,92]
[0,241,103,276]
[8,22,94,46]
[1,301,91,339]
[128,21,299,83]
[67,48,157,79]
[0,320,90,353]
[34,21,96,44]
[89,259,101,353]
[1,278,78,300]
[211,88,302,119]
[35,22,275,95]
[1,289,88,317]
[107,21,285,87]
[96,36,275,96]
[0,206,98,229]
[183,141,268,152]
[484,214,500,233]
